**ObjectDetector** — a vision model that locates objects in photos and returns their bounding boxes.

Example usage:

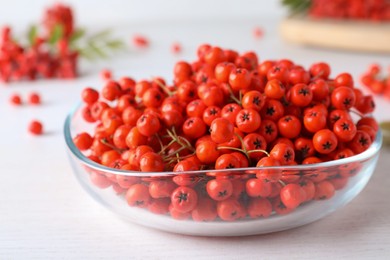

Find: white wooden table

[1,15,390,259]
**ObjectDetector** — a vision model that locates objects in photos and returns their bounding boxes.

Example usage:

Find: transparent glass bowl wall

[64,106,382,236]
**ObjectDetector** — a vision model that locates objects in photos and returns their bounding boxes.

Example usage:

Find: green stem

[247,149,270,157]
[155,134,165,153]
[217,146,250,162]
[154,78,174,96]
[166,128,195,153]
[350,109,364,118]
[163,146,189,160]
[278,179,287,187]
[164,152,196,164]
[217,146,246,153]
[172,128,195,152]
[234,133,246,152]
[158,139,177,155]
[226,84,242,105]
[100,139,126,154]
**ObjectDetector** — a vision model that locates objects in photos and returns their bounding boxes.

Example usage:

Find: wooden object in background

[280,15,390,53]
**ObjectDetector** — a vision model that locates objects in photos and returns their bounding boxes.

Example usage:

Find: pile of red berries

[43,3,74,39]
[283,0,390,21]
[360,63,390,98]
[309,0,390,21]
[0,3,78,83]
[72,44,379,221]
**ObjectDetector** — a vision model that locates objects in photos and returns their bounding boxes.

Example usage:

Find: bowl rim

[64,104,383,177]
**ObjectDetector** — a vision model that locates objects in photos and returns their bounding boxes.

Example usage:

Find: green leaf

[48,24,64,45]
[27,25,38,46]
[87,42,108,58]
[73,28,125,62]
[70,28,86,43]
[78,48,97,61]
[105,39,125,49]
[281,0,311,15]
[89,29,112,40]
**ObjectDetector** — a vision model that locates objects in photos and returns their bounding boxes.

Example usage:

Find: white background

[0,0,285,25]
[1,0,390,259]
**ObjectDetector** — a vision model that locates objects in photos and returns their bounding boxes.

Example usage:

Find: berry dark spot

[112,161,121,168]
[226,163,235,169]
[201,75,208,83]
[359,137,369,146]
[331,115,341,123]
[343,98,352,107]
[298,88,310,96]
[284,151,292,161]
[298,170,306,177]
[177,192,188,202]
[278,201,286,209]
[330,173,342,179]
[341,122,350,131]
[349,168,358,175]
[136,200,144,206]
[187,119,194,126]
[218,190,228,197]
[252,96,261,106]
[241,113,250,121]
[253,138,263,149]
[310,111,318,117]
[300,145,310,158]
[299,180,307,187]
[322,141,332,150]
[210,108,218,115]
[266,107,275,116]
[265,125,274,135]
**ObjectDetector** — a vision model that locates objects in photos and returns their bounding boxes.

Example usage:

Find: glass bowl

[64,105,382,236]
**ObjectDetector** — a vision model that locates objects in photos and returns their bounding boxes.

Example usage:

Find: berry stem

[155,134,165,153]
[166,128,195,153]
[217,146,246,153]
[154,78,174,96]
[158,139,177,155]
[350,109,364,118]
[100,139,126,153]
[247,149,270,157]
[226,84,242,105]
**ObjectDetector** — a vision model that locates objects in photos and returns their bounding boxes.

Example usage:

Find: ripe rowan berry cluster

[310,0,390,21]
[283,0,390,21]
[1,3,124,84]
[360,63,390,98]
[0,4,78,83]
[73,44,379,221]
